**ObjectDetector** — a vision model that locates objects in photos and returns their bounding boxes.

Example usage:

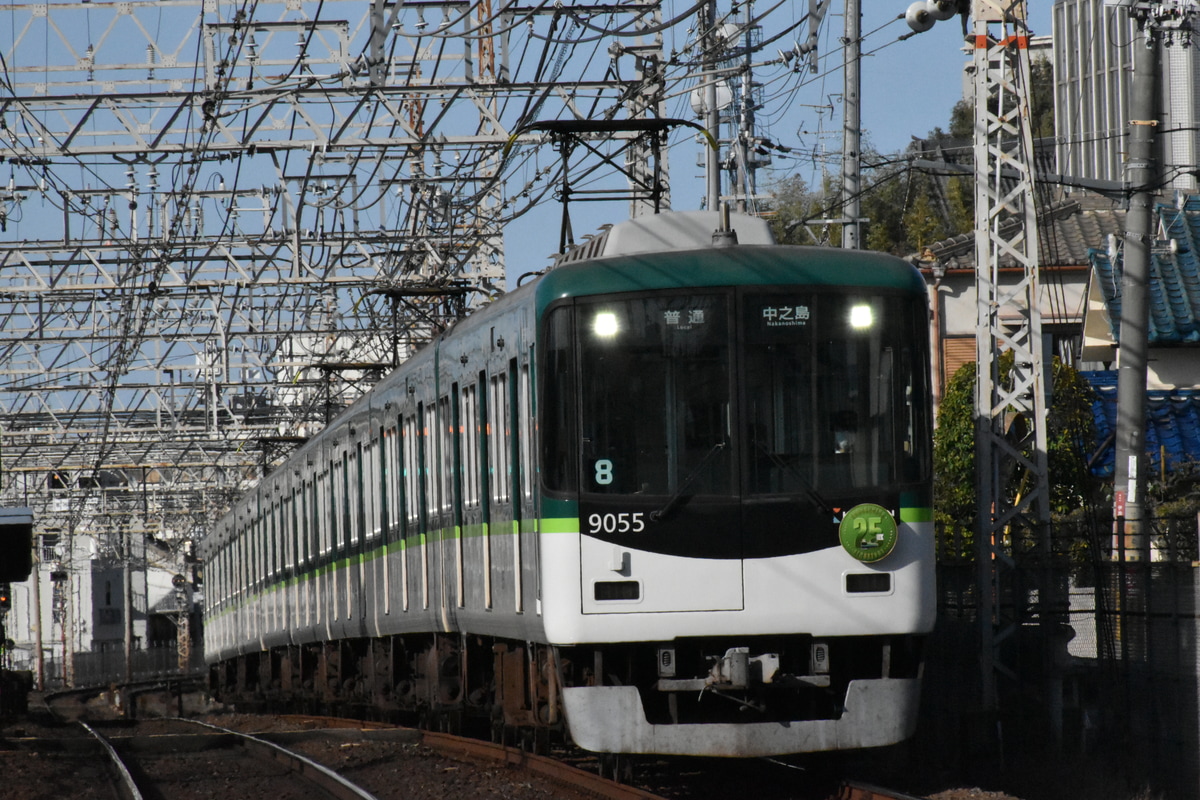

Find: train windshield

[742,292,929,495]
[575,293,733,496]
[541,288,929,499]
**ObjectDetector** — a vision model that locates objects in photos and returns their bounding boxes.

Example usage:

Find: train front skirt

[561,678,921,756]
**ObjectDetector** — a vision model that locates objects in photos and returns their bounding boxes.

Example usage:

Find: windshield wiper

[754,442,834,516]
[650,441,726,522]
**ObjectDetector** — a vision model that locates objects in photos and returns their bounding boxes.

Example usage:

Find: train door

[459,379,490,610]
[419,401,435,611]
[488,368,517,611]
[517,353,540,612]
[381,422,396,617]
[351,440,367,629]
[475,372,494,610]
[435,390,460,631]
[402,411,419,613]
[568,294,744,614]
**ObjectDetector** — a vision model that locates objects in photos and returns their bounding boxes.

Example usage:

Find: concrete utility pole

[1112,10,1159,562]
[704,0,722,211]
[842,0,862,249]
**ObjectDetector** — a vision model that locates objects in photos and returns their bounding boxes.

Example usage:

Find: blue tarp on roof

[1083,370,1200,477]
[1088,196,1200,345]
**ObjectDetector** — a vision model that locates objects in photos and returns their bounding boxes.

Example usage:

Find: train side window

[261,505,269,583]
[246,526,253,596]
[343,452,354,550]
[384,425,399,536]
[299,482,308,568]
[353,443,365,545]
[285,493,295,573]
[331,459,343,556]
[263,506,272,582]
[460,385,480,509]
[519,358,534,502]
[374,436,383,539]
[273,500,280,577]
[363,438,376,542]
[271,501,279,575]
[337,455,346,553]
[250,512,259,590]
[488,372,510,505]
[317,470,330,557]
[439,395,453,514]
[403,415,420,529]
[423,402,439,520]
[277,499,286,576]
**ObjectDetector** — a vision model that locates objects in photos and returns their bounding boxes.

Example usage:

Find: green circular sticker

[838,503,898,562]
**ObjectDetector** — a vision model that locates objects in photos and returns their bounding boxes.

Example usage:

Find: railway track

[81,716,380,800]
[8,689,942,800]
[4,703,669,800]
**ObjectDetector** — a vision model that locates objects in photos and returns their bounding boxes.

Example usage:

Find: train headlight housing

[838,503,898,562]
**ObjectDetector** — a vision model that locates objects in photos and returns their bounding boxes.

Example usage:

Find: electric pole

[842,0,862,249]
[704,0,722,211]
[1112,8,1160,563]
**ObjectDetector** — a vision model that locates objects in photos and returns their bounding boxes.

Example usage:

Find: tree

[764,174,828,246]
[766,54,1053,257]
[1030,56,1055,140]
[933,355,1099,538]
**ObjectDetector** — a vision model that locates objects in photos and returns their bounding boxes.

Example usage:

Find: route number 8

[594,459,614,486]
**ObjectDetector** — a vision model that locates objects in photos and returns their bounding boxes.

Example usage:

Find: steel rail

[175,718,381,800]
[78,721,145,800]
[416,729,666,800]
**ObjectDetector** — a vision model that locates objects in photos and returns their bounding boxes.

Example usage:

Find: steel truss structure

[970,0,1054,715]
[0,0,668,565]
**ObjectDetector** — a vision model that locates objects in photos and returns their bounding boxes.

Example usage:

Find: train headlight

[593,311,620,337]
[849,303,874,329]
[838,503,898,562]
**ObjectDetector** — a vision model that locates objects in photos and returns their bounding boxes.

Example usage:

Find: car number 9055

[587,512,645,535]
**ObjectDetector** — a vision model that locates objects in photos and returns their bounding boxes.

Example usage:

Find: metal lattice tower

[0,0,667,567]
[970,0,1052,712]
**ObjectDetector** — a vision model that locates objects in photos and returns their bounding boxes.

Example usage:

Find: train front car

[536,213,935,757]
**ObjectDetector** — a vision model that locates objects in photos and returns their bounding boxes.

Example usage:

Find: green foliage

[933,356,1100,537]
[764,174,829,246]
[933,360,978,531]
[1030,56,1055,140]
[900,188,947,252]
[861,166,908,254]
[1148,461,1200,519]
[945,176,973,235]
[766,56,1053,257]
[949,99,972,140]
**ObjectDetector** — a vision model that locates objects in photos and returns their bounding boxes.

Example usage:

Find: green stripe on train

[899,507,933,523]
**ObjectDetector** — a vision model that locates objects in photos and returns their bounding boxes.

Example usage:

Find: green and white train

[201,211,935,758]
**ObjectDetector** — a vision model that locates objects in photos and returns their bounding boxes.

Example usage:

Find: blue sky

[502,1,1055,275]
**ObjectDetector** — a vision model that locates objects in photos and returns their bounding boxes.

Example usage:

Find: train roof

[552,210,775,263]
[536,218,926,314]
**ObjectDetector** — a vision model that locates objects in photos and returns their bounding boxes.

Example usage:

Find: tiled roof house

[917,192,1200,477]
